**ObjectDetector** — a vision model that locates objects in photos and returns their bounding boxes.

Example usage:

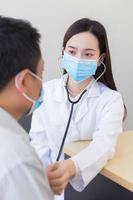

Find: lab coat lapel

[75,81,101,123]
[53,80,71,126]
[53,78,101,125]
[74,99,89,123]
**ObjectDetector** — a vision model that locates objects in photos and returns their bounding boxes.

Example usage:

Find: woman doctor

[29,18,125,196]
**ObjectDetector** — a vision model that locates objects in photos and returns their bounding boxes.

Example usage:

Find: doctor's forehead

[65,32,99,51]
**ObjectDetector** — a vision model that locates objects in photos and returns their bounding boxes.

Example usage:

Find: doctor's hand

[46,159,76,195]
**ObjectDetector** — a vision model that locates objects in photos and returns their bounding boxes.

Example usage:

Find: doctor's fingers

[47,165,65,179]
[47,162,59,172]
[50,180,68,195]
[48,173,69,186]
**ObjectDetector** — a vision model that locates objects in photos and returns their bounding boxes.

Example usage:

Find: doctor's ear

[15,69,30,93]
[98,53,106,66]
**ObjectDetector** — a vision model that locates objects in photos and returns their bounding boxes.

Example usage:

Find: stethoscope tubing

[56,86,87,161]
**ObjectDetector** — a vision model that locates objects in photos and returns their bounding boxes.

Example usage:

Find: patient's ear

[15,69,30,93]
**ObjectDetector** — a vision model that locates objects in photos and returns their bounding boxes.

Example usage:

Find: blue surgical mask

[15,70,43,115]
[26,93,43,115]
[61,52,98,83]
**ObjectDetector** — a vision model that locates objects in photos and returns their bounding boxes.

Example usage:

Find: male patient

[0,16,53,200]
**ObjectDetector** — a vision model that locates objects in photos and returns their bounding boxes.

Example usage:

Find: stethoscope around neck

[56,77,87,161]
[56,57,106,161]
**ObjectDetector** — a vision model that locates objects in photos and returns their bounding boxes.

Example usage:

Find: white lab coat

[0,108,54,200]
[30,77,124,193]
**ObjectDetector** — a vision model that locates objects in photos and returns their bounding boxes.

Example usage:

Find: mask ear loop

[57,55,68,87]
[28,70,42,82]
[22,93,35,103]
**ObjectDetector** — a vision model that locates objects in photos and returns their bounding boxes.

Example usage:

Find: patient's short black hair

[0,16,41,91]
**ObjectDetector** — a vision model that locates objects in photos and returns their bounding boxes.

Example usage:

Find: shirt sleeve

[29,104,52,167]
[69,91,124,191]
[0,161,54,200]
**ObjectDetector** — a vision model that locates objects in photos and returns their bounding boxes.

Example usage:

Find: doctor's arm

[47,92,124,193]
[69,92,124,191]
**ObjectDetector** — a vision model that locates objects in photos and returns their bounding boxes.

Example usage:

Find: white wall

[0,0,132,130]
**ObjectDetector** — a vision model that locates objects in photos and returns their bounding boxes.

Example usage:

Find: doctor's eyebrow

[67,46,77,50]
[67,46,96,51]
[85,48,96,51]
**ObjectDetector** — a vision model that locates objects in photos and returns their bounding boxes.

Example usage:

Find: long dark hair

[63,18,127,119]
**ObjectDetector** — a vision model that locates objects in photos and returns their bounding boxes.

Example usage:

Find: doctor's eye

[68,50,76,56]
[84,53,94,58]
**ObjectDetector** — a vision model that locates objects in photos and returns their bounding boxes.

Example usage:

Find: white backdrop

[0,0,132,130]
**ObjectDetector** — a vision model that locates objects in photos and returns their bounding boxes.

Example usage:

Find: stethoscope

[56,56,106,161]
[56,77,87,161]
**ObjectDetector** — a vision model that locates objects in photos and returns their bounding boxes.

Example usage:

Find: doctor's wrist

[65,159,76,178]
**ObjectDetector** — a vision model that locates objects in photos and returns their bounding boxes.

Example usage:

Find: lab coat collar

[53,76,101,103]
[0,107,28,139]
[83,77,101,98]
[53,76,68,102]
